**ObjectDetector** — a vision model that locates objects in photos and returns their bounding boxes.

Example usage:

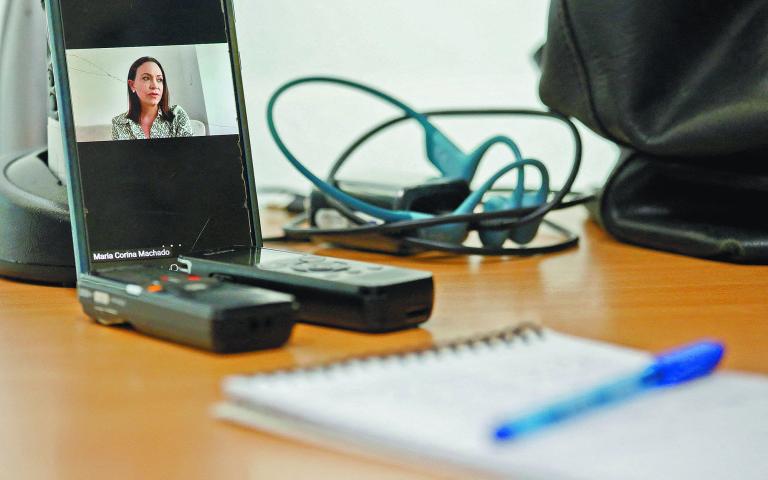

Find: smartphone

[45,0,297,351]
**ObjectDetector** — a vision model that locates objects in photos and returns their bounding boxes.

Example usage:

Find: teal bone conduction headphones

[266,76,590,256]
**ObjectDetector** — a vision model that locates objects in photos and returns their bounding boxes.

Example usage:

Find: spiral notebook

[216,326,768,480]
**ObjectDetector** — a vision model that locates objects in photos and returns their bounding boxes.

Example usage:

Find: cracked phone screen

[58,0,253,270]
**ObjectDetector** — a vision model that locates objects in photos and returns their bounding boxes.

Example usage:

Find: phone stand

[0,1,74,285]
[0,148,75,285]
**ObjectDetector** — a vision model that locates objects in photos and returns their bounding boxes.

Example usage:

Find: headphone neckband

[266,78,586,256]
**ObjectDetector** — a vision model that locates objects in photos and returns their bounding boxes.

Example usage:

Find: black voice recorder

[79,268,297,353]
[180,247,434,333]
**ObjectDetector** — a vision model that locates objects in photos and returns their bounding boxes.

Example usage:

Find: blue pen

[493,340,725,442]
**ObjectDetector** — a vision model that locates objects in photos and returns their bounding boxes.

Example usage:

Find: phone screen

[51,0,253,271]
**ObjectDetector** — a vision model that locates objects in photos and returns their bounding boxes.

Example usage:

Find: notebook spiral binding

[261,322,544,378]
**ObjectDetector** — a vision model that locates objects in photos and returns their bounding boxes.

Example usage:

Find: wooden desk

[1,211,766,479]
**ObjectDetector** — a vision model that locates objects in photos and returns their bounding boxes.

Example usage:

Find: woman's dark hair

[126,57,174,123]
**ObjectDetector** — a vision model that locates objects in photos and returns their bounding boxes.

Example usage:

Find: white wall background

[65,44,238,140]
[233,0,618,193]
[0,0,618,188]
[196,44,241,136]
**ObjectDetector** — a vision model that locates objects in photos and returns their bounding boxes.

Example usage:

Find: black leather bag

[538,0,768,264]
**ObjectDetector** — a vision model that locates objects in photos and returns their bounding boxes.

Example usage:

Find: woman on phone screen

[112,57,193,140]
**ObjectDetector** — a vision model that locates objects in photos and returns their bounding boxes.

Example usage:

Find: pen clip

[645,341,724,387]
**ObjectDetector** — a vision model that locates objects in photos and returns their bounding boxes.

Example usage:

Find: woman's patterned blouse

[111,105,194,140]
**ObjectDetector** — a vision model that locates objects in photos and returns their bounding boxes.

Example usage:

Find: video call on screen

[60,0,253,269]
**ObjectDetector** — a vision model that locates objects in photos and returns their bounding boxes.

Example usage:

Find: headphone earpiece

[479,191,548,247]
[478,196,512,247]
[478,161,550,247]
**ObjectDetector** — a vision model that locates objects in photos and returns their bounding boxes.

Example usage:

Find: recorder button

[327,262,350,272]
[183,283,209,292]
[308,264,334,272]
[291,264,311,272]
[298,256,326,264]
[125,285,143,296]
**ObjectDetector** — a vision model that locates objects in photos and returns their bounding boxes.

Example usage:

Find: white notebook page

[220,331,768,480]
